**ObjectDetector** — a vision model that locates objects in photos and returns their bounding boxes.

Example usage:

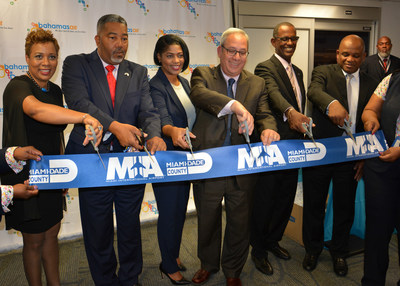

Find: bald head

[377,36,392,58]
[336,34,366,74]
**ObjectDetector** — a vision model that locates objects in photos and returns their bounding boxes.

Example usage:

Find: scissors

[242,120,255,158]
[135,128,154,162]
[338,118,356,144]
[184,127,195,159]
[85,125,106,170]
[301,118,318,148]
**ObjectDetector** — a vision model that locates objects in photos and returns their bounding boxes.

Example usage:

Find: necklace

[26,71,50,92]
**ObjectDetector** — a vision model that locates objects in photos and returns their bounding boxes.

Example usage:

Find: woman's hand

[82,114,103,147]
[170,127,196,149]
[363,118,380,135]
[379,147,400,162]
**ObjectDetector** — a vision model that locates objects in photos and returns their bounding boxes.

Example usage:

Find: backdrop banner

[30,130,387,190]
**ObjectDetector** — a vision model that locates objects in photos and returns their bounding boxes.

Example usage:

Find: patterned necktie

[383,58,388,72]
[106,65,116,107]
[223,78,235,146]
[286,65,302,113]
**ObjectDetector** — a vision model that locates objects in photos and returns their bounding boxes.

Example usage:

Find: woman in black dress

[2,29,102,286]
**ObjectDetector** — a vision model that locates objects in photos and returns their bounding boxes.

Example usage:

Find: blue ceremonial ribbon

[29,131,388,190]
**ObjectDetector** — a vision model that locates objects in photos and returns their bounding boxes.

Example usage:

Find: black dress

[2,75,66,233]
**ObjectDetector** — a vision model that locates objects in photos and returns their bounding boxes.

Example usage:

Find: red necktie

[106,65,116,107]
[383,58,388,71]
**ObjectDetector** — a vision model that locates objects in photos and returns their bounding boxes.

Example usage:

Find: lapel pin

[124,72,130,76]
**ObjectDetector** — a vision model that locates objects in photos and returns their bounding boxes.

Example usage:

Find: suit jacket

[190,66,277,188]
[255,55,306,139]
[307,64,378,139]
[149,68,191,150]
[62,50,161,153]
[361,54,400,82]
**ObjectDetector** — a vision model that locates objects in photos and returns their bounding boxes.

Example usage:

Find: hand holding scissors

[338,118,356,144]
[85,125,106,170]
[302,117,318,148]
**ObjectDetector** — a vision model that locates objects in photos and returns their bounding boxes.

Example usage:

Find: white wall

[235,0,400,56]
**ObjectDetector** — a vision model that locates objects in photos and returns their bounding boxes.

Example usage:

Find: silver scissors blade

[136,129,154,163]
[185,127,195,159]
[86,125,106,170]
[242,120,255,158]
[302,118,318,148]
[338,118,356,144]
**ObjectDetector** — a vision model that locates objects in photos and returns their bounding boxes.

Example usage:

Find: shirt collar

[342,68,360,80]
[97,51,119,74]
[220,67,240,84]
[274,53,291,70]
[378,54,391,62]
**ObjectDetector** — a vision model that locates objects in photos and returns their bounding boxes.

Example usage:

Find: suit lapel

[271,55,303,112]
[215,66,229,95]
[334,65,349,110]
[235,71,249,103]
[114,60,131,115]
[89,51,114,114]
[157,69,186,116]
[374,54,385,78]
[357,72,370,119]
[271,56,293,97]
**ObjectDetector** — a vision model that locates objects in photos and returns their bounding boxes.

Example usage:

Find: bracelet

[286,107,295,120]
[82,114,89,124]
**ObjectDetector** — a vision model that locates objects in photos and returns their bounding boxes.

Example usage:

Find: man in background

[361,36,400,81]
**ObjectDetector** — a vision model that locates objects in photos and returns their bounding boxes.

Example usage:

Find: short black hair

[153,34,190,72]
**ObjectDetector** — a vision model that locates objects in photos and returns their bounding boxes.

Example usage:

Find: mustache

[112,48,125,55]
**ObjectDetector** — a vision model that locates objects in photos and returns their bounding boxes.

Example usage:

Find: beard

[378,51,390,58]
[111,48,126,64]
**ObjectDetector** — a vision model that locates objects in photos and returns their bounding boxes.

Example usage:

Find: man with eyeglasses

[189,27,280,286]
[361,36,400,82]
[249,21,309,276]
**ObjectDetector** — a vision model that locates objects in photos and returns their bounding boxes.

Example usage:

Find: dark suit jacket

[361,54,400,82]
[190,66,277,188]
[255,55,306,139]
[62,50,161,153]
[307,64,378,139]
[149,68,191,150]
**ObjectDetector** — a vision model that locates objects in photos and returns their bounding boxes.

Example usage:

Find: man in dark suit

[62,14,165,286]
[1,146,41,217]
[190,28,279,286]
[251,22,311,276]
[361,36,400,82]
[302,35,378,277]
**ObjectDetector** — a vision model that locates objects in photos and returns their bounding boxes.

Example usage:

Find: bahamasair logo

[29,159,78,183]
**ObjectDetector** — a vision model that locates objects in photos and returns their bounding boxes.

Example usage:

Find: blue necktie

[223,78,235,146]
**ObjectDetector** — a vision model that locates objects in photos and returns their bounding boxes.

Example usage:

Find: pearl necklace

[26,71,50,92]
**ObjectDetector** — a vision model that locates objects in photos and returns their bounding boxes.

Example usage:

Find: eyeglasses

[275,36,299,43]
[221,45,249,57]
